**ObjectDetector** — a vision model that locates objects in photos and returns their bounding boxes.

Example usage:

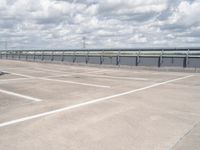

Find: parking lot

[0,60,200,150]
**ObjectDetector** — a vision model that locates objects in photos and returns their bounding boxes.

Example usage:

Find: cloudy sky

[0,0,200,49]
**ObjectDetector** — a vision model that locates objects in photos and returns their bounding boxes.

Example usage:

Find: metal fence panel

[120,56,137,66]
[162,57,185,67]
[63,56,74,63]
[102,56,117,65]
[88,56,101,64]
[0,49,200,68]
[74,56,86,63]
[138,57,159,67]
[188,57,200,68]
[53,55,62,61]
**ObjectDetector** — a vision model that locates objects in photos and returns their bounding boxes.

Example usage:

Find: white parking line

[3,66,149,81]
[0,78,29,83]
[0,88,42,102]
[3,70,110,88]
[2,71,33,78]
[49,73,148,81]
[41,69,148,81]
[1,67,46,73]
[79,74,148,81]
[0,74,194,128]
[40,78,110,88]
[33,68,72,74]
[44,70,107,78]
[34,67,105,74]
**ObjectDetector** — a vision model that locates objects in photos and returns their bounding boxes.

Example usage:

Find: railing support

[18,51,21,60]
[86,50,89,64]
[51,51,54,61]
[184,49,190,68]
[136,50,141,66]
[33,51,36,61]
[61,51,64,61]
[159,49,164,67]
[117,50,121,66]
[73,50,76,63]
[26,51,28,61]
[100,50,104,65]
[42,51,44,61]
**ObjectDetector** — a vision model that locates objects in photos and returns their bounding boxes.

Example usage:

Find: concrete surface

[0,59,200,150]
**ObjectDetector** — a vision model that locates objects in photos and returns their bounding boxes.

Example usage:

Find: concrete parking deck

[0,60,200,150]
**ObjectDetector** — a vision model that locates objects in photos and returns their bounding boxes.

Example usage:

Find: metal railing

[0,48,200,68]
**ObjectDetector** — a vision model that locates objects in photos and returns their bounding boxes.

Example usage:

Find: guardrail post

[117,49,120,66]
[136,50,140,66]
[73,50,76,63]
[0,51,3,59]
[25,51,28,61]
[159,49,164,67]
[33,51,36,61]
[86,50,89,64]
[100,50,104,65]
[18,51,21,60]
[61,51,64,62]
[41,51,44,61]
[184,49,190,68]
[51,51,54,61]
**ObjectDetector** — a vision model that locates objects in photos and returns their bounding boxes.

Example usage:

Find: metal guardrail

[0,48,200,68]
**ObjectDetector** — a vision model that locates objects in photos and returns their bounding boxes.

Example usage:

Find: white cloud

[129,34,147,43]
[174,1,200,26]
[0,0,7,10]
[0,0,200,49]
[99,0,168,13]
